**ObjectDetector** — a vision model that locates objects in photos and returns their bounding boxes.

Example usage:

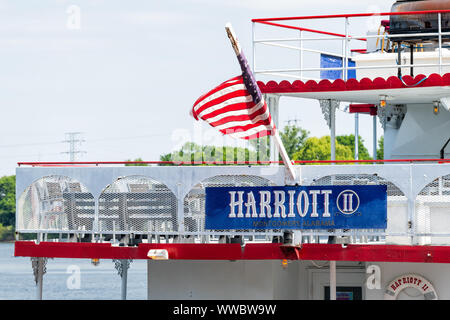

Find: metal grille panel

[310,174,406,243]
[17,176,94,232]
[98,176,177,234]
[311,174,405,198]
[183,175,276,235]
[15,165,450,246]
[415,174,450,245]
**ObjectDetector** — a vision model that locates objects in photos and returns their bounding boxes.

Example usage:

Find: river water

[0,242,147,300]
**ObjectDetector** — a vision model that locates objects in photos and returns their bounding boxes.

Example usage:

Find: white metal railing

[14,163,450,246]
[252,12,449,81]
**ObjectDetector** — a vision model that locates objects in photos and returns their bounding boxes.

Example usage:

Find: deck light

[433,101,440,115]
[147,249,169,260]
[91,258,100,266]
[379,95,388,108]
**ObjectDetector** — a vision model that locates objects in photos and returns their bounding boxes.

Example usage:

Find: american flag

[191,51,275,140]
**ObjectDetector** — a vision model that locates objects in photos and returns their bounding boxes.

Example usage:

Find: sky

[0,0,395,176]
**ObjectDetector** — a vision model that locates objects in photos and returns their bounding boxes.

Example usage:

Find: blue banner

[205,185,387,230]
[320,54,356,80]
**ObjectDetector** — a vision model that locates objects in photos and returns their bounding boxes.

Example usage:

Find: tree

[280,125,309,159]
[293,136,353,161]
[125,158,148,166]
[0,175,15,227]
[336,134,372,160]
[377,136,384,160]
[159,142,258,164]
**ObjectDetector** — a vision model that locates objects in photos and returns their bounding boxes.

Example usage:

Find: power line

[62,132,86,162]
[0,141,62,148]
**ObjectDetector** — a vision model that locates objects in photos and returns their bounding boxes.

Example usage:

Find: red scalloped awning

[258,73,450,94]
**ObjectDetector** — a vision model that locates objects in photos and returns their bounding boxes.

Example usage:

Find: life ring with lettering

[384,274,438,300]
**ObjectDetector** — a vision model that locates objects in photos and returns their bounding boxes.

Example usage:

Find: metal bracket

[31,257,48,285]
[379,104,407,130]
[113,259,132,278]
[319,99,339,129]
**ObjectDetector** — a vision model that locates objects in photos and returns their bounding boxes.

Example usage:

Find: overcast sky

[0,0,395,176]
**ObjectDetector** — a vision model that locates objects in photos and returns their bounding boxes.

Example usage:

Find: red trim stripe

[252,9,450,23]
[14,241,450,263]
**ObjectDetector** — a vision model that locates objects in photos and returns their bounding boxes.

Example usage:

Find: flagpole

[273,130,297,181]
[225,23,297,182]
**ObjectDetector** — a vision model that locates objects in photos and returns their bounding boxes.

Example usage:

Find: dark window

[324,286,362,300]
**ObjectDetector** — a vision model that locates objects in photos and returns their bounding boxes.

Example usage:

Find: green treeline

[159,125,384,164]
[0,175,15,241]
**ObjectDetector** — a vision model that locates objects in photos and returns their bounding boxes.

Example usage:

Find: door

[308,267,366,300]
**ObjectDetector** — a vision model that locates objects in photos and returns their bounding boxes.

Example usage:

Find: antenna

[62,132,86,162]
[284,118,302,126]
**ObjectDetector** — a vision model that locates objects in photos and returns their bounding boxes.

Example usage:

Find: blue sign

[205,185,387,230]
[320,53,356,80]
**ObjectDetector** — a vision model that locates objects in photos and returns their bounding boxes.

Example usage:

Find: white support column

[31,257,47,300]
[330,261,337,300]
[319,100,339,161]
[114,259,132,300]
[373,115,377,160]
[265,94,280,163]
[330,104,336,161]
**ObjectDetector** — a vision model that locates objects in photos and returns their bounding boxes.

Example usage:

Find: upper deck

[252,9,450,104]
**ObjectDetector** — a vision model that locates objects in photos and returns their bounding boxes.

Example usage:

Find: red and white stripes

[191,76,275,140]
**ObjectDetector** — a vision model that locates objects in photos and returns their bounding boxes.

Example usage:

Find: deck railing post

[438,12,443,75]
[300,30,303,80]
[343,17,349,81]
[355,113,359,160]
[252,22,256,73]
[177,182,185,236]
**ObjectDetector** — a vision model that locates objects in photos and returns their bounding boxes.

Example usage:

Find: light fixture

[147,249,169,260]
[433,101,440,115]
[379,95,388,108]
[91,258,100,266]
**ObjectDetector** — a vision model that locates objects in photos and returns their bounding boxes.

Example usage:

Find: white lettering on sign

[260,191,271,218]
[336,190,360,215]
[228,191,244,218]
[366,265,381,290]
[297,190,309,217]
[309,190,320,218]
[228,189,335,219]
[322,190,332,218]
[287,190,296,218]
[273,191,286,218]
[384,274,438,300]
[244,192,257,218]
